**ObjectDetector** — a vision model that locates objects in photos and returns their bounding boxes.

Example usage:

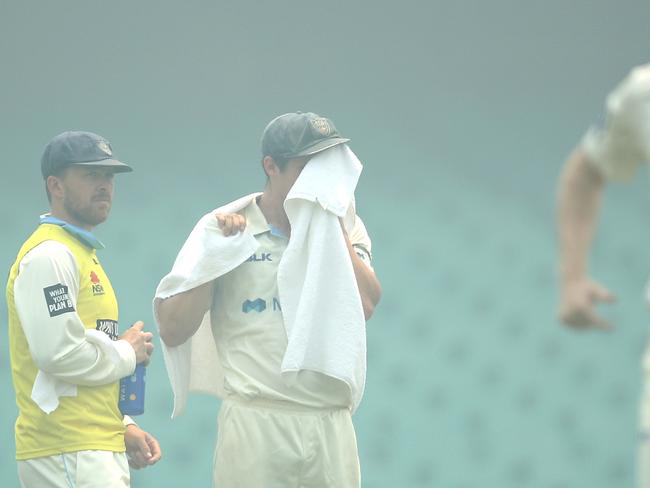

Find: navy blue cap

[41,131,132,178]
[261,112,350,160]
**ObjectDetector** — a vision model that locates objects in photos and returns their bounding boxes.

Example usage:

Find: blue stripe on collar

[268,224,288,239]
[40,215,105,250]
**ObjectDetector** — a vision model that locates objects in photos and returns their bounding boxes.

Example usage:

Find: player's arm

[14,241,151,385]
[157,280,215,347]
[556,148,615,329]
[343,215,382,320]
[157,212,245,347]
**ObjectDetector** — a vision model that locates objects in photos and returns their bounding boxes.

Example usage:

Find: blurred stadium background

[2,1,650,486]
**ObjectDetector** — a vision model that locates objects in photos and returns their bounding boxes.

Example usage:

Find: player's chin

[90,206,111,224]
[95,200,111,213]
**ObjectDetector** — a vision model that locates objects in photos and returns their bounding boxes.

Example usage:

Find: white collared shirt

[210,197,372,409]
[582,64,650,181]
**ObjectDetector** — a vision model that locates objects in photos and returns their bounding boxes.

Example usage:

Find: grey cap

[41,131,133,179]
[261,112,350,160]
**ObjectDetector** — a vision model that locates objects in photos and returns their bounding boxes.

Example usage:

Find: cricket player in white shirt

[557,64,650,487]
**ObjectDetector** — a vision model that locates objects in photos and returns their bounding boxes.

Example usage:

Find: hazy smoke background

[1,1,650,486]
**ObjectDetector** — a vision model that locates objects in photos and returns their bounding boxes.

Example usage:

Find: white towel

[154,193,261,417]
[156,144,367,416]
[31,329,124,414]
[279,144,366,410]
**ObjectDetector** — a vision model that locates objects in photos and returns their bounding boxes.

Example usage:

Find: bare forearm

[157,281,214,347]
[557,148,605,284]
[343,238,382,320]
[354,259,382,320]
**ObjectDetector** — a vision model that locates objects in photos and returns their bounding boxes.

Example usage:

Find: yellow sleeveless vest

[7,224,125,459]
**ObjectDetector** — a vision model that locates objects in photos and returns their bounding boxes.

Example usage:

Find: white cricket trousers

[213,398,361,488]
[17,450,129,488]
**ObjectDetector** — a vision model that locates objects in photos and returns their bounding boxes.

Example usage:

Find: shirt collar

[244,197,288,238]
[40,214,105,250]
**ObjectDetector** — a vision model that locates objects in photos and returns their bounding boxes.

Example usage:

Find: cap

[41,131,133,179]
[261,112,350,160]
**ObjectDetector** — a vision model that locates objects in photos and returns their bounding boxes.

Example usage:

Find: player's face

[58,166,115,229]
[276,156,311,197]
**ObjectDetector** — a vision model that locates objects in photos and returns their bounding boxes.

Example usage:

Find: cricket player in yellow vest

[6,131,161,487]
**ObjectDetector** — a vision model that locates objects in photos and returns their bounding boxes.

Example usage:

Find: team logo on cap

[98,141,112,156]
[310,118,332,136]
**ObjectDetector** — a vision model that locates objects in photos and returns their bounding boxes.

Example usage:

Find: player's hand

[125,425,162,469]
[119,321,154,364]
[215,213,246,237]
[558,278,616,330]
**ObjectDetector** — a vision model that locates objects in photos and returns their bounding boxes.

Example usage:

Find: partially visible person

[556,65,650,486]
[7,131,161,487]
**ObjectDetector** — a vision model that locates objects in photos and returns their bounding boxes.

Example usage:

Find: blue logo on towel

[242,298,267,313]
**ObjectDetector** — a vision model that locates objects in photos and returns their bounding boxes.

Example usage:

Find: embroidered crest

[97,141,112,156]
[310,118,332,136]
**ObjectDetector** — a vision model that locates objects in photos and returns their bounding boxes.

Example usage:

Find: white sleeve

[14,240,135,386]
[348,215,373,269]
[582,64,650,181]
[122,415,137,427]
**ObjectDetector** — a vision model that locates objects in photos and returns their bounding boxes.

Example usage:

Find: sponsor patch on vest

[43,283,75,317]
[90,271,105,296]
[96,319,119,341]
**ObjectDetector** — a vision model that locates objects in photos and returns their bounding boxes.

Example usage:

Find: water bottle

[119,363,146,415]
